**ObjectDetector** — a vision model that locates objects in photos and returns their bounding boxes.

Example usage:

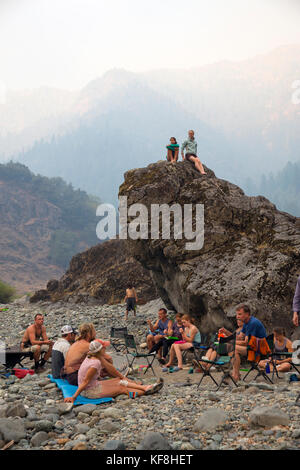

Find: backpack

[247,336,271,362]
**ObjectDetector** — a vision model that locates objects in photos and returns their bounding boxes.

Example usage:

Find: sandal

[172,366,182,372]
[145,378,164,395]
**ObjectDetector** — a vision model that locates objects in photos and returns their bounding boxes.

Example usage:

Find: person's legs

[174,343,192,369]
[147,334,155,351]
[166,344,176,367]
[188,156,206,175]
[43,344,52,362]
[31,345,42,368]
[232,345,247,381]
[89,378,155,399]
[276,363,292,373]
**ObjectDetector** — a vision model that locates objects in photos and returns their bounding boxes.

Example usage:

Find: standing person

[51,325,77,379]
[166,137,179,163]
[146,308,172,356]
[181,130,206,175]
[164,314,201,371]
[64,341,164,402]
[292,276,300,327]
[231,304,267,382]
[21,314,53,370]
[124,284,138,321]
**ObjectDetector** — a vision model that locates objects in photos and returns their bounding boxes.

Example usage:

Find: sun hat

[95,338,110,348]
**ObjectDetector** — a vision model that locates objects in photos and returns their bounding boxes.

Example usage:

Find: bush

[0,280,16,303]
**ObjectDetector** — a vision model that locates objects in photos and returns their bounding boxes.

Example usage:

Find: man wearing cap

[51,325,77,379]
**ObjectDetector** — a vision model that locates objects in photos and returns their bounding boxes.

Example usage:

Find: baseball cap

[61,325,77,335]
[89,340,103,354]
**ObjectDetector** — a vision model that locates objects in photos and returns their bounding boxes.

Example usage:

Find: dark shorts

[126,297,136,312]
[64,371,78,386]
[185,153,198,161]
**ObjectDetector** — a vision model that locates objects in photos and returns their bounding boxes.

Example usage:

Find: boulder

[31,431,49,447]
[0,418,26,443]
[119,161,300,334]
[136,432,172,450]
[6,403,27,418]
[193,408,228,432]
[249,406,290,427]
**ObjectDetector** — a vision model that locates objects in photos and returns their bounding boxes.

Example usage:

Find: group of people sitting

[166,130,207,175]
[20,315,163,401]
[145,305,294,380]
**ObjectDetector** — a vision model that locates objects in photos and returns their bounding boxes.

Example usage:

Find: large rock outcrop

[119,161,300,334]
[30,239,156,305]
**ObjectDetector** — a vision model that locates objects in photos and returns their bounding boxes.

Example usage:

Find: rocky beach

[1,298,300,451]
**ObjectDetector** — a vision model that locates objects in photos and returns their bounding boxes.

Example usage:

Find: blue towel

[48,374,114,405]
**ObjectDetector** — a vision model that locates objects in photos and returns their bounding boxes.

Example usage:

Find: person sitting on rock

[164,314,201,372]
[149,312,184,364]
[231,304,267,382]
[146,308,172,358]
[259,327,293,374]
[166,137,179,163]
[124,284,138,321]
[51,325,77,379]
[64,340,164,402]
[181,130,206,175]
[21,313,53,370]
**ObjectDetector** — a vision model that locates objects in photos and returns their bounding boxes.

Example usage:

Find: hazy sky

[1,0,300,91]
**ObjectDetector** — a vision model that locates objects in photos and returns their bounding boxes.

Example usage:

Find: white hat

[89,340,103,354]
[61,325,77,335]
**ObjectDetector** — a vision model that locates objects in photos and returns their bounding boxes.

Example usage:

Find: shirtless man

[21,313,53,370]
[63,323,114,385]
[124,284,138,321]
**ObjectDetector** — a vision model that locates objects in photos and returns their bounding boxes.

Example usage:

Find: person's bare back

[126,287,136,299]
[64,339,90,374]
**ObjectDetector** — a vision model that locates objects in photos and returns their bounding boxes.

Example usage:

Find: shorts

[22,344,49,353]
[185,153,198,161]
[64,371,79,386]
[126,297,136,312]
[81,383,102,399]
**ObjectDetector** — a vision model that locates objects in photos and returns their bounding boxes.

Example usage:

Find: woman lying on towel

[64,340,163,402]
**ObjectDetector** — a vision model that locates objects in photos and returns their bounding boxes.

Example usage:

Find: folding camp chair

[0,345,34,376]
[267,333,300,381]
[195,333,238,391]
[242,334,273,384]
[182,333,214,364]
[110,327,128,353]
[124,334,156,376]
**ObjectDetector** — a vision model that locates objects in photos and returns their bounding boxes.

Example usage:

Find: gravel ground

[1,298,300,451]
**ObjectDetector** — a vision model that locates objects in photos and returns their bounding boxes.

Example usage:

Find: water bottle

[265,362,270,374]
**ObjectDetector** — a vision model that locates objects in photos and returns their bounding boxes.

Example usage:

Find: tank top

[274,338,289,360]
[157,318,170,334]
[186,327,201,344]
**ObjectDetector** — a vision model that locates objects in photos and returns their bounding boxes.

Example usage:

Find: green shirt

[181,138,197,155]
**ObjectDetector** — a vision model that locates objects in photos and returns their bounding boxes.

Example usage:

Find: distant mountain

[145,45,300,177]
[1,45,300,208]
[0,162,99,294]
[0,87,76,157]
[16,71,235,204]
